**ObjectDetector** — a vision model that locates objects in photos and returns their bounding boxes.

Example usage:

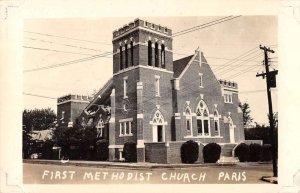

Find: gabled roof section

[173,48,208,79]
[84,77,114,111]
[173,55,194,78]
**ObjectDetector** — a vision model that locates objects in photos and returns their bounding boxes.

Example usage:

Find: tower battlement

[57,94,93,104]
[113,18,172,40]
[219,79,238,89]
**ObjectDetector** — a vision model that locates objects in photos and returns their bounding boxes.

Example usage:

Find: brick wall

[113,69,139,146]
[57,101,89,127]
[174,51,244,143]
[145,142,167,163]
[139,68,173,143]
[144,141,205,164]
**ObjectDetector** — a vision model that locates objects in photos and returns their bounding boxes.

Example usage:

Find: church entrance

[151,110,167,142]
[157,125,163,142]
[228,116,235,143]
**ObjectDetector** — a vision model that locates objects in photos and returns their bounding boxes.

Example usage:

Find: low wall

[242,140,263,145]
[145,141,205,164]
[145,142,167,163]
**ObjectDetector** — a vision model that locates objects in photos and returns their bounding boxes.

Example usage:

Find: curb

[23,159,240,169]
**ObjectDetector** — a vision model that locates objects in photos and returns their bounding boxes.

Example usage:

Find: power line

[214,47,259,72]
[23,45,96,56]
[215,53,263,76]
[172,16,234,35]
[23,51,113,73]
[23,92,57,100]
[173,52,261,63]
[172,15,242,37]
[24,31,111,45]
[25,37,104,52]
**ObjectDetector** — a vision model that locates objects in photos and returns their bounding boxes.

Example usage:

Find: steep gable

[173,55,193,78]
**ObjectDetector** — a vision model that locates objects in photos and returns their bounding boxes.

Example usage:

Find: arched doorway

[150,110,167,142]
[228,116,235,143]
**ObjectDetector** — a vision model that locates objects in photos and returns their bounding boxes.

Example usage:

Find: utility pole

[256,45,278,177]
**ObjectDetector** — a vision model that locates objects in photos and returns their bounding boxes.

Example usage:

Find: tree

[22,108,56,159]
[52,119,98,160]
[239,102,253,128]
[23,108,56,131]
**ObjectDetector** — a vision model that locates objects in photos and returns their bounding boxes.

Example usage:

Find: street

[23,162,273,184]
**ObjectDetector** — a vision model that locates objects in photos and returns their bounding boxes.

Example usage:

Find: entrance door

[157,125,163,142]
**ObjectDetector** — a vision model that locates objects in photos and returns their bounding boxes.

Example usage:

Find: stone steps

[220,144,237,157]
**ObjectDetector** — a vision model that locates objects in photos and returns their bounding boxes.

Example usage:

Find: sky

[23,16,277,125]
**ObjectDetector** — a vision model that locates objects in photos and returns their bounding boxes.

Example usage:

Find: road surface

[23,162,273,184]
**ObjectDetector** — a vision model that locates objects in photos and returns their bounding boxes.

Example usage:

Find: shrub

[249,143,262,162]
[95,139,109,161]
[260,144,272,162]
[234,143,249,162]
[41,140,54,159]
[203,143,221,163]
[123,142,137,162]
[181,140,199,163]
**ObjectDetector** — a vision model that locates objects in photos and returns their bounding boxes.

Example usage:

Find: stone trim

[137,140,145,148]
[112,26,172,42]
[113,65,173,76]
[57,100,90,105]
[184,136,224,139]
[108,145,124,149]
[137,114,144,119]
[119,118,133,122]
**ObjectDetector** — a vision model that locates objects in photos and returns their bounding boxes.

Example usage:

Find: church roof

[173,50,208,78]
[173,55,194,78]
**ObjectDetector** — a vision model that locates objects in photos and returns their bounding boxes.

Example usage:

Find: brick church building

[57,18,245,163]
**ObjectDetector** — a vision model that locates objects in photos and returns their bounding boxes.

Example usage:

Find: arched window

[196,100,210,136]
[152,110,164,124]
[125,43,128,68]
[214,110,220,136]
[96,115,105,138]
[161,44,165,68]
[131,41,134,66]
[155,42,159,67]
[148,41,152,66]
[184,106,193,136]
[119,45,123,70]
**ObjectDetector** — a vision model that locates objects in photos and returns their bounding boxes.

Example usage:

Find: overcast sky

[23,16,277,124]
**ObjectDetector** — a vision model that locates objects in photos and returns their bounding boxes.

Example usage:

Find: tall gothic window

[155,42,159,67]
[119,46,123,70]
[161,44,165,68]
[185,106,192,136]
[196,100,210,136]
[125,44,128,68]
[214,110,220,136]
[148,41,152,66]
[131,41,134,66]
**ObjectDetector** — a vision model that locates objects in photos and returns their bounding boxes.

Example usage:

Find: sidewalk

[23,159,271,169]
